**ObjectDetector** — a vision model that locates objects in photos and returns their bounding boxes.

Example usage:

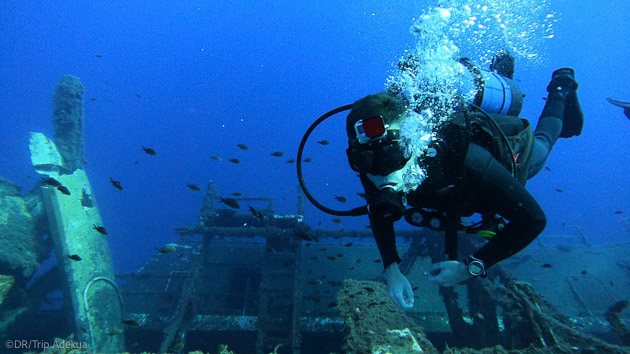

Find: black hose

[296,104,368,217]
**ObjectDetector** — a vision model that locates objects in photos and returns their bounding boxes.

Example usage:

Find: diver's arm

[368,212,402,268]
[360,174,402,268]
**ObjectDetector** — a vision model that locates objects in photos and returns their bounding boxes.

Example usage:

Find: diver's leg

[528,68,581,178]
[465,143,546,268]
[528,96,564,177]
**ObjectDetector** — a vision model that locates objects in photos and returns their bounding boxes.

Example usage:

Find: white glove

[384,262,414,309]
[428,260,472,287]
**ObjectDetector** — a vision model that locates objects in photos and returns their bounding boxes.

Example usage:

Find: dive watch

[464,256,487,278]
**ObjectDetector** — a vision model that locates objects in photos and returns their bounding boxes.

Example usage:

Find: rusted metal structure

[116,181,629,353]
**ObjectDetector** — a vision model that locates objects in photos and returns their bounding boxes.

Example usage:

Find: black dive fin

[560,90,583,138]
[607,97,630,120]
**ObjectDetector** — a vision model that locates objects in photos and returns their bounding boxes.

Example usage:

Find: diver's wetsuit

[364,92,567,270]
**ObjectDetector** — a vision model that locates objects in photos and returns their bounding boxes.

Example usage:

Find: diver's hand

[384,262,414,309]
[428,261,471,287]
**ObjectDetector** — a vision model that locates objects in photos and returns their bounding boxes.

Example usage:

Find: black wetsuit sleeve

[360,174,402,269]
[368,212,401,269]
[464,143,547,268]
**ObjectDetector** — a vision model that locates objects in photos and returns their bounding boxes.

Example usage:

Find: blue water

[1,0,629,276]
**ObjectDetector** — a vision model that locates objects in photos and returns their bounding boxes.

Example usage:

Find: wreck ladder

[255,234,303,354]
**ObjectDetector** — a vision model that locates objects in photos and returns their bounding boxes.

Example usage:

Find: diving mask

[347,116,410,176]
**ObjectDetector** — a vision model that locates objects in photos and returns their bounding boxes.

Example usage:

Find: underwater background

[1,0,629,280]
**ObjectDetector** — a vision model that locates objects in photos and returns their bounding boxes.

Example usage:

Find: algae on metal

[0,177,40,279]
[337,279,438,353]
[51,75,85,173]
[0,275,14,306]
[30,75,124,353]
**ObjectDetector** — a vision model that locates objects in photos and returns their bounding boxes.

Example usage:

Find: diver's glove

[384,262,414,309]
[428,260,472,286]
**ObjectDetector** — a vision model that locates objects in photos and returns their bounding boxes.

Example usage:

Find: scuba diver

[341,53,583,309]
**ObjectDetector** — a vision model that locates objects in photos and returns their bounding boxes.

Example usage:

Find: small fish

[231,192,242,196]
[108,328,123,336]
[228,158,241,164]
[303,157,313,163]
[311,256,318,260]
[121,319,141,327]
[89,97,97,101]
[364,225,371,229]
[412,286,419,291]
[68,254,82,261]
[210,156,222,161]
[219,197,241,209]
[334,195,347,203]
[57,186,71,195]
[93,225,108,235]
[156,245,176,254]
[133,160,139,165]
[326,255,340,261]
[236,143,249,150]
[294,229,315,242]
[317,140,330,145]
[141,146,157,155]
[186,184,202,191]
[356,192,366,199]
[331,218,342,224]
[320,247,327,251]
[307,275,326,285]
[42,177,62,187]
[304,243,311,247]
[172,342,185,351]
[327,301,338,308]
[541,263,553,268]
[110,177,123,190]
[544,166,551,171]
[606,97,630,119]
[581,270,587,275]
[95,54,103,58]
[286,159,296,164]
[249,206,264,220]
[80,328,87,334]
[356,259,361,263]
[344,242,353,247]
[270,151,284,157]
[614,210,623,215]
[135,93,142,98]
[555,188,563,193]
[373,259,382,263]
